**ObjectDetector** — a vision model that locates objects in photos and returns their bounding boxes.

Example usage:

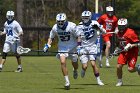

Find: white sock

[106,57,109,63]
[118,79,122,82]
[96,76,101,81]
[64,75,69,83]
[18,65,22,68]
[0,64,3,68]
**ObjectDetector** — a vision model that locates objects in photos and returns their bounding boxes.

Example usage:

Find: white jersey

[49,21,77,52]
[4,20,23,43]
[76,20,102,47]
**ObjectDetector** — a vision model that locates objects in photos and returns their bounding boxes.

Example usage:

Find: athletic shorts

[103,35,111,43]
[3,41,20,53]
[118,50,138,69]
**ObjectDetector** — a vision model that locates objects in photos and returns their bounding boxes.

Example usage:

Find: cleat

[64,82,70,90]
[97,80,104,86]
[0,68,2,72]
[116,81,123,86]
[15,68,23,72]
[106,62,110,67]
[99,63,103,68]
[81,69,85,78]
[73,70,78,79]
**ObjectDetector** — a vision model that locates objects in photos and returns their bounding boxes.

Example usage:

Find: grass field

[0,56,140,93]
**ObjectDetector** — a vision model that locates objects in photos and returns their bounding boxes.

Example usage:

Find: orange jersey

[98,14,118,37]
[117,28,139,68]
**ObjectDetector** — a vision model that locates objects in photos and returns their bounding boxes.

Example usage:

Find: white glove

[43,44,51,52]
[77,46,83,55]
[124,43,132,51]
[12,37,20,42]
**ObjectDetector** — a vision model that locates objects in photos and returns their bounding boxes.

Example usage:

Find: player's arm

[0,31,6,35]
[131,42,140,47]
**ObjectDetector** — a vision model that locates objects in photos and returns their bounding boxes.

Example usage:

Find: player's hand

[77,46,83,55]
[124,43,132,51]
[92,24,99,30]
[43,44,51,53]
[12,37,20,42]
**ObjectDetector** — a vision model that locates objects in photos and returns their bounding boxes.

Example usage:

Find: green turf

[0,56,140,93]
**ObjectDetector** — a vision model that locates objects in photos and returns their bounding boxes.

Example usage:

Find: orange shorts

[103,35,112,43]
[118,51,138,69]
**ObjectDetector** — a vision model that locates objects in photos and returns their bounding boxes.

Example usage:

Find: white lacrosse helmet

[81,11,92,24]
[106,6,114,17]
[56,13,67,28]
[118,18,128,32]
[6,11,14,21]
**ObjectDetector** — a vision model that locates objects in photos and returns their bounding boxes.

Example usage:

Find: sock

[18,65,22,68]
[106,57,109,63]
[0,64,3,68]
[118,79,122,82]
[64,75,69,83]
[96,76,101,81]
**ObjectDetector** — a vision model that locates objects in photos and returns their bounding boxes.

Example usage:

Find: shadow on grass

[54,87,85,90]
[122,84,140,86]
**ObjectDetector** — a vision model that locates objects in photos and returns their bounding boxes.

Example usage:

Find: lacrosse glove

[77,46,83,55]
[43,44,51,52]
[124,43,132,51]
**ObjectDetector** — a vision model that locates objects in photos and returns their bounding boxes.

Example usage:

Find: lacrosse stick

[17,46,98,55]
[108,48,124,59]
[17,46,43,54]
[106,32,117,34]
[17,46,78,54]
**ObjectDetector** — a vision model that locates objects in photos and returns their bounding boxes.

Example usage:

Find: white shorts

[3,41,20,53]
[56,47,78,62]
[80,45,97,64]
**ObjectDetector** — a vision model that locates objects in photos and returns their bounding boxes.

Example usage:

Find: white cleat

[64,82,70,90]
[99,63,103,68]
[73,70,78,79]
[97,80,104,86]
[116,81,123,86]
[81,69,85,78]
[106,62,110,67]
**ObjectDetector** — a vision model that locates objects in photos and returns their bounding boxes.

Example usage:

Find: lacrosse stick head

[17,46,31,54]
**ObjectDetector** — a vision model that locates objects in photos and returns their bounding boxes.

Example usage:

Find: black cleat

[0,68,2,72]
[15,68,23,72]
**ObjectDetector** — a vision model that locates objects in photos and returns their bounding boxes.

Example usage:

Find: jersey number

[60,35,70,41]
[84,30,95,40]
[6,29,13,36]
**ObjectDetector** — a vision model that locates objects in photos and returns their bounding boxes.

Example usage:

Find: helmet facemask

[106,6,114,17]
[117,18,128,33]
[6,11,14,21]
[56,13,67,28]
[81,11,92,25]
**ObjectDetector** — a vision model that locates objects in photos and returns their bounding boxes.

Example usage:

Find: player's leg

[90,60,104,86]
[105,41,111,67]
[0,43,10,71]
[127,52,140,75]
[116,54,125,86]
[116,64,123,86]
[59,54,70,90]
[70,54,78,79]
[14,53,22,72]
[80,55,88,78]
[12,42,22,72]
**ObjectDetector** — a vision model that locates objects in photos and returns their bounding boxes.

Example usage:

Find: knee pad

[2,52,7,59]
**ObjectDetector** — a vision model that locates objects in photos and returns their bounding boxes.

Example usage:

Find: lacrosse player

[43,13,78,90]
[98,6,118,67]
[0,11,23,72]
[76,11,106,86]
[115,18,140,86]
